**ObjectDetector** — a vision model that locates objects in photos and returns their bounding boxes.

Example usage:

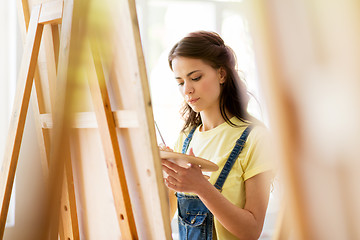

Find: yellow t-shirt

[174,117,274,240]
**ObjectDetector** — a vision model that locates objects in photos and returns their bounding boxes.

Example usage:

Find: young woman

[161,31,274,240]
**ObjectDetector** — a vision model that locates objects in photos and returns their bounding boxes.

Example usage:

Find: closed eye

[191,76,201,81]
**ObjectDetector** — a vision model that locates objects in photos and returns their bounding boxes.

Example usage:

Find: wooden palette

[160,151,219,172]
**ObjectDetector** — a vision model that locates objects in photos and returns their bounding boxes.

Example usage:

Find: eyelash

[177,76,202,86]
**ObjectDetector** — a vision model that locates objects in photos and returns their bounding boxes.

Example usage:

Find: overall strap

[181,126,197,154]
[214,125,254,192]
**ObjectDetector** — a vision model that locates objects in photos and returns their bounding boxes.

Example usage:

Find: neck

[199,107,233,132]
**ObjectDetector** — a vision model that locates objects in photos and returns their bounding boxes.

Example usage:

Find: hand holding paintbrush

[154,121,173,152]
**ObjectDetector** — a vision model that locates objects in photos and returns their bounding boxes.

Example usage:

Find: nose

[183,81,194,95]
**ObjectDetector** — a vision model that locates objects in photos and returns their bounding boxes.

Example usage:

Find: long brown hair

[168,31,253,131]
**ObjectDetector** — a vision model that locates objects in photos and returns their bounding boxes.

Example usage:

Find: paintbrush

[154,121,166,146]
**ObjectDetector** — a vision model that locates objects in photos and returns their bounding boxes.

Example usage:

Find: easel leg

[43,0,90,238]
[87,42,138,239]
[42,22,80,240]
[12,0,80,239]
[60,147,80,240]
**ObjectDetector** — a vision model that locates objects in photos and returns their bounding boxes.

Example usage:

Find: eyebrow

[175,70,200,79]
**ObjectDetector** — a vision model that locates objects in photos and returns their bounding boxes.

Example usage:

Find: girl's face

[172,57,224,113]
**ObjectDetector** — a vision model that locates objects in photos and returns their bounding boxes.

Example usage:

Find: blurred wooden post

[246,0,360,239]
[245,2,310,239]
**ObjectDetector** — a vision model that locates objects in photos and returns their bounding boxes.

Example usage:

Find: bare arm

[162,158,272,240]
[197,171,272,239]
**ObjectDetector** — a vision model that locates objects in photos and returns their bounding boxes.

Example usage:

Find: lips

[188,98,200,104]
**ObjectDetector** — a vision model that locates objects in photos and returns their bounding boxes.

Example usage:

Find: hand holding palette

[159,150,219,172]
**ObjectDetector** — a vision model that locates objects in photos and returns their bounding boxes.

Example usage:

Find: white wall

[1,1,48,239]
[0,0,18,229]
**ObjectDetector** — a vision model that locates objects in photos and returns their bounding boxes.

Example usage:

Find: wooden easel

[15,1,80,239]
[0,0,171,239]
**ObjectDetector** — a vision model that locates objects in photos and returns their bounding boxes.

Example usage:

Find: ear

[218,67,226,84]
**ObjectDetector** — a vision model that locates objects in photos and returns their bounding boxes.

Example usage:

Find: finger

[167,175,180,184]
[188,147,195,156]
[166,176,181,188]
[189,163,201,170]
[165,146,173,152]
[158,144,174,152]
[162,164,178,177]
[164,178,178,191]
[162,159,186,172]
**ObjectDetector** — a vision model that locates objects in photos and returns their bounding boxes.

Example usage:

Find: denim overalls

[176,125,253,240]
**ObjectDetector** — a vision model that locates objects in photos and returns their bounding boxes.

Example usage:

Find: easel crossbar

[40,110,139,129]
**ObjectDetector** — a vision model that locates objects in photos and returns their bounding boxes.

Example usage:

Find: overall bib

[177,125,253,240]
